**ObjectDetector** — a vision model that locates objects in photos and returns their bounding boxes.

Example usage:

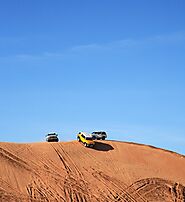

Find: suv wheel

[102,137,105,140]
[77,137,80,142]
[84,143,88,147]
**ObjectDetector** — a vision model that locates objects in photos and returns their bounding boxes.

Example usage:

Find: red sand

[0,140,185,201]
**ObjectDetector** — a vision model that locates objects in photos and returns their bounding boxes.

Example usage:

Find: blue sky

[0,0,185,154]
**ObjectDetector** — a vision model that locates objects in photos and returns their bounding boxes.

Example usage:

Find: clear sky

[0,0,185,154]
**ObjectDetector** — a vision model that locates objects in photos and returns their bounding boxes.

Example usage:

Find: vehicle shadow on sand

[92,142,114,151]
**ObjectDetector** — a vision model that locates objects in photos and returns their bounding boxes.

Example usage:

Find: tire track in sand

[0,147,32,172]
[51,143,99,202]
[91,170,147,202]
[126,178,185,202]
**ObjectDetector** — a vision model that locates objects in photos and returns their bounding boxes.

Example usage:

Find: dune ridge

[0,140,185,201]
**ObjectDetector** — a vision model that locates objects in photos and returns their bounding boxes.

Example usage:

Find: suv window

[86,137,93,140]
[47,133,58,136]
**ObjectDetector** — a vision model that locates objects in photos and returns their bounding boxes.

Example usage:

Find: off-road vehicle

[77,132,95,147]
[46,132,59,142]
[91,131,107,140]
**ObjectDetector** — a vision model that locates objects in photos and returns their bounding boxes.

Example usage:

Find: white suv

[91,131,107,140]
[46,132,59,142]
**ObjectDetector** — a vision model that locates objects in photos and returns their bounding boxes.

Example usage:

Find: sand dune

[0,140,185,201]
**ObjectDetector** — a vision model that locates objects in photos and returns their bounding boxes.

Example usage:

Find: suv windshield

[93,132,106,135]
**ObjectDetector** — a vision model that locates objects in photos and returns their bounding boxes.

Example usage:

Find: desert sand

[0,140,185,202]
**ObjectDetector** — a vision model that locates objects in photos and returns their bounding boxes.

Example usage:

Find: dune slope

[0,140,185,202]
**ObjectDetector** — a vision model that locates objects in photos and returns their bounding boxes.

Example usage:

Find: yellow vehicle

[77,132,95,147]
